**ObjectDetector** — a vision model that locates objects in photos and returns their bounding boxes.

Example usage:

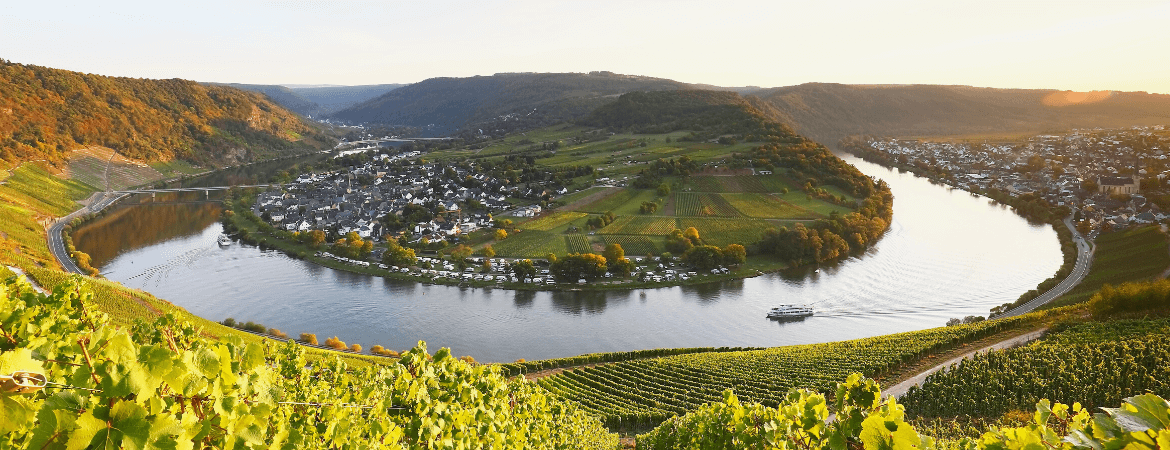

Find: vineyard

[490,230,568,257]
[536,316,1031,429]
[597,216,677,235]
[521,211,587,231]
[565,234,593,253]
[723,193,821,219]
[676,217,771,247]
[0,277,618,449]
[674,193,739,217]
[596,235,661,256]
[900,318,1170,418]
[685,176,775,193]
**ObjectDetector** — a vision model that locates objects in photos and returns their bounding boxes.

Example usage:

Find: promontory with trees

[228,90,893,289]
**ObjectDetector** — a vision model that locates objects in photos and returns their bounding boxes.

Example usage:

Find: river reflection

[76,154,1064,362]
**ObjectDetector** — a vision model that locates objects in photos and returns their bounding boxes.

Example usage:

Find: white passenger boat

[217,234,232,246]
[766,305,813,319]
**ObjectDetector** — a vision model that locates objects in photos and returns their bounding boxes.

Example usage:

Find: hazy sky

[5,0,1169,93]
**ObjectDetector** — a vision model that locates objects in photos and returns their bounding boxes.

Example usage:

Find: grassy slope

[0,163,386,368]
[440,124,846,260]
[1046,225,1170,308]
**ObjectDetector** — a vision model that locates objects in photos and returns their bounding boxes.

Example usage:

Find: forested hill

[580,89,794,138]
[0,59,333,170]
[327,72,692,135]
[755,83,1170,144]
[219,83,405,117]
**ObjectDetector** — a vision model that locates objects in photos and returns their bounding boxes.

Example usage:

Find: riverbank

[843,149,1084,316]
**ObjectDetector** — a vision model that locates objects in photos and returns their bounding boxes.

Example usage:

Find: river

[73,154,1063,362]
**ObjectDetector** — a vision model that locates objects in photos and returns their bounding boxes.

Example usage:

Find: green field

[520,211,588,231]
[491,230,569,257]
[598,216,677,235]
[675,193,739,217]
[723,193,821,219]
[1048,225,1170,307]
[676,217,772,247]
[596,235,662,256]
[578,189,637,213]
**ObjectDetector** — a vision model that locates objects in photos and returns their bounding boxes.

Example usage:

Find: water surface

[76,155,1063,362]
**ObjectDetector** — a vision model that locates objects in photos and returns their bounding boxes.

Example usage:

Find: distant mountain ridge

[215,83,404,117]
[0,60,332,169]
[328,72,694,135]
[754,83,1170,144]
[329,74,1170,142]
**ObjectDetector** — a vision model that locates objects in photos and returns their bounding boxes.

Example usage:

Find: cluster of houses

[864,125,1170,231]
[252,147,567,244]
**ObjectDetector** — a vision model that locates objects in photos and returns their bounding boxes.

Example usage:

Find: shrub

[350,343,362,353]
[324,336,347,350]
[222,317,237,327]
[299,333,318,345]
[268,328,289,339]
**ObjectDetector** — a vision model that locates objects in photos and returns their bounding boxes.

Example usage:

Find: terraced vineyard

[724,193,821,219]
[597,216,677,235]
[536,316,1031,428]
[900,318,1170,418]
[597,235,660,256]
[675,193,739,217]
[521,211,587,231]
[565,234,593,253]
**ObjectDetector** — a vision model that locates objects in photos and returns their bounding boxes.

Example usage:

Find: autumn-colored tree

[494,229,508,240]
[299,333,318,345]
[481,245,496,258]
[350,343,362,353]
[602,243,624,262]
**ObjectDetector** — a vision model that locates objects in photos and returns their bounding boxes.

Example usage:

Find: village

[860,125,1170,232]
[250,146,564,246]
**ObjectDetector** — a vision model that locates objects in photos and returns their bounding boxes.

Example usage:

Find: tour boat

[766,305,813,319]
[217,234,232,246]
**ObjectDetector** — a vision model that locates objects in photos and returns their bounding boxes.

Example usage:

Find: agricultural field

[723,193,821,219]
[490,230,568,257]
[596,235,662,256]
[520,211,588,231]
[578,189,637,214]
[565,234,592,254]
[900,318,1170,419]
[674,193,739,217]
[536,316,1031,428]
[597,216,677,235]
[676,217,772,247]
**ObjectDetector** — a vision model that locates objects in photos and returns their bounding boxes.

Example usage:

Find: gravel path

[884,328,1047,398]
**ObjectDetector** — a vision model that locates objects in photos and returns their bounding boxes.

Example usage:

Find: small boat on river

[217,234,232,246]
[767,305,813,320]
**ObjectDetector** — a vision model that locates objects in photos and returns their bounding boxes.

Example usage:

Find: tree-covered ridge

[580,90,796,139]
[0,276,617,449]
[0,59,332,170]
[328,72,693,135]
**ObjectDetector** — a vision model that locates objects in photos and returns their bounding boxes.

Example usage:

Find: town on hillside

[853,125,1170,234]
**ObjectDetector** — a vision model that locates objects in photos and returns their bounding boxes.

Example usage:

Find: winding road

[998,215,1094,318]
[47,192,126,274]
